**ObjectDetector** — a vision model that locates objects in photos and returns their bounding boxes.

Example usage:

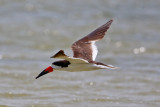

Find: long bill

[35,66,53,79]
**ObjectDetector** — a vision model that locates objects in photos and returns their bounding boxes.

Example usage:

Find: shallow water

[0,0,160,106]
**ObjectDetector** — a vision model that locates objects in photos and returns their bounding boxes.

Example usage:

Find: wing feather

[72,19,113,62]
[51,50,89,63]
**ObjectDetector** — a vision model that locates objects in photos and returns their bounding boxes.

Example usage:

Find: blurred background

[0,0,160,106]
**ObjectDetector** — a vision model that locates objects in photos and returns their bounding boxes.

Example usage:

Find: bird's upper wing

[71,19,113,62]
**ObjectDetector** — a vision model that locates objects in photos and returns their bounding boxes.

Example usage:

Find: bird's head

[35,66,53,79]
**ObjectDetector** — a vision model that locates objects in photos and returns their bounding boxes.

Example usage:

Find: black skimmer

[36,19,117,79]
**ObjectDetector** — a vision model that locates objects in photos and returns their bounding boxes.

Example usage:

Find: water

[0,0,160,106]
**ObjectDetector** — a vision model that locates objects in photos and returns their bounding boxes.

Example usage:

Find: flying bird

[36,19,117,79]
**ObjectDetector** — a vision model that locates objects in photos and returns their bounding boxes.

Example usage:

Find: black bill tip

[35,70,48,79]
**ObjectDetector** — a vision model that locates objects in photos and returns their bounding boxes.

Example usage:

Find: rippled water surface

[0,0,160,106]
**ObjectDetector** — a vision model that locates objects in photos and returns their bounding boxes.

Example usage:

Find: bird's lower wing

[92,61,119,69]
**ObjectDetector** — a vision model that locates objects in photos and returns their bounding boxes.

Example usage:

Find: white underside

[51,63,114,72]
[54,55,89,64]
[52,50,116,72]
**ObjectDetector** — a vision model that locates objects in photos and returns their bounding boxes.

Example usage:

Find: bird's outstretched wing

[71,19,113,62]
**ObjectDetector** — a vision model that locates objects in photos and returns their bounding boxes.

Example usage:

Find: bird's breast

[65,63,100,72]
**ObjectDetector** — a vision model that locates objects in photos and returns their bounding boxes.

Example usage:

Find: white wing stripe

[91,41,98,61]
